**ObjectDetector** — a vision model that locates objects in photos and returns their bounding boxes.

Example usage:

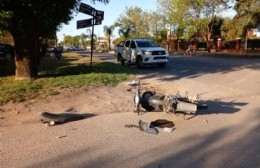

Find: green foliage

[220,0,260,39]
[0,78,43,102]
[63,35,79,46]
[114,6,153,38]
[103,25,114,49]
[62,32,98,47]
[0,0,109,34]
[209,17,224,38]
[103,25,114,37]
[233,0,260,36]
[0,0,109,79]
[153,29,168,47]
[113,37,125,45]
[118,27,134,39]
[221,18,242,40]
[158,0,231,42]
[158,0,191,38]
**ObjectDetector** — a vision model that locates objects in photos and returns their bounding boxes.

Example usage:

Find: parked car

[66,45,81,51]
[0,43,15,59]
[114,38,169,68]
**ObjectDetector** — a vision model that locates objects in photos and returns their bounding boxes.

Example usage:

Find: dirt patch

[0,77,181,127]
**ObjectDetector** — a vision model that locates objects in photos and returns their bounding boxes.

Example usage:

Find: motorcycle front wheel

[141,91,155,111]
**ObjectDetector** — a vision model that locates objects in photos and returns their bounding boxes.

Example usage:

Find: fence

[167,38,260,53]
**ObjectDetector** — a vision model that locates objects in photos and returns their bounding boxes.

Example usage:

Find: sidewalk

[170,51,260,58]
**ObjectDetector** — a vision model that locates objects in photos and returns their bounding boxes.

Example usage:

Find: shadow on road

[196,99,248,116]
[136,56,260,82]
[142,110,260,168]
[77,51,116,62]
[26,108,260,168]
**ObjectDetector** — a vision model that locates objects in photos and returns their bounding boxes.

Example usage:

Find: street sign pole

[90,18,94,70]
[77,3,104,71]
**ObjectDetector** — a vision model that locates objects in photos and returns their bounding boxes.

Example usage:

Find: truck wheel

[120,57,125,65]
[5,53,12,60]
[118,55,125,65]
[136,56,143,68]
[158,63,166,68]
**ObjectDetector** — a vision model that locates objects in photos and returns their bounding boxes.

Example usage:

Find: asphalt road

[91,52,260,168]
[2,53,260,168]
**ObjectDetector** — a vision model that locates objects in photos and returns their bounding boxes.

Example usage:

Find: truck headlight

[142,50,152,55]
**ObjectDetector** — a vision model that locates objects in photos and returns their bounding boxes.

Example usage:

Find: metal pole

[90,18,94,71]
[155,0,158,43]
[245,33,248,54]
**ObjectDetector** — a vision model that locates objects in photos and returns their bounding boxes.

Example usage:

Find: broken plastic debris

[58,135,67,139]
[203,119,208,123]
[163,127,174,132]
[45,121,55,127]
[127,80,139,86]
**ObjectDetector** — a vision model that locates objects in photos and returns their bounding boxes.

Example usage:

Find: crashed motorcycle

[132,81,207,115]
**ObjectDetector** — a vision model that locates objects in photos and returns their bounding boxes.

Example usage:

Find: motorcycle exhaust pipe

[175,100,197,114]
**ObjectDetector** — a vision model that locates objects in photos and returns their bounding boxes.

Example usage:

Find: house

[95,37,109,51]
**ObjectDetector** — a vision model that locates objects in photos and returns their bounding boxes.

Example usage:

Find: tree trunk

[207,41,211,52]
[108,36,111,50]
[12,32,39,80]
[201,33,210,53]
[207,32,212,53]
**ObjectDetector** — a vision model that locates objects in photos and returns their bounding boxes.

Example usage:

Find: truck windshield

[136,41,158,48]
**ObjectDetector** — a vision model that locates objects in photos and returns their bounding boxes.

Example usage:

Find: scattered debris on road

[58,135,67,139]
[40,112,86,126]
[203,119,208,123]
[125,119,175,135]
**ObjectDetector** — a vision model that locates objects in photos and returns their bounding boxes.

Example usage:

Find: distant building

[253,29,260,37]
[95,37,108,51]
[248,28,260,37]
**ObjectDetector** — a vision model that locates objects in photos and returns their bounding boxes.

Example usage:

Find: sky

[57,0,238,42]
[57,0,157,42]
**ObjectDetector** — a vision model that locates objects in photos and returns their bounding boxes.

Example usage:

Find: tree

[148,11,166,43]
[159,0,231,51]
[186,0,231,51]
[0,0,109,80]
[158,0,190,39]
[233,0,260,36]
[114,7,151,38]
[118,27,134,40]
[64,35,73,47]
[221,18,235,40]
[103,25,114,50]
[83,29,97,49]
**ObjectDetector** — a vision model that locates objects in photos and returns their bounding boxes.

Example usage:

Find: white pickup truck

[114,38,169,68]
